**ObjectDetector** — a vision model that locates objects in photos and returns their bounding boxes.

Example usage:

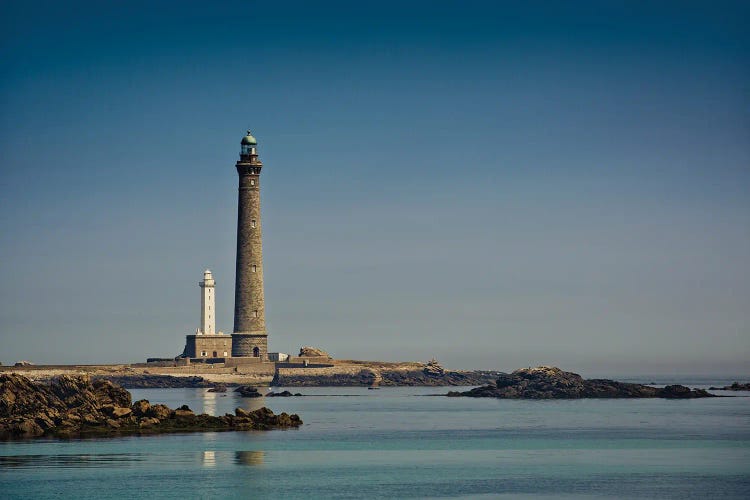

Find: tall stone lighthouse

[231,130,269,359]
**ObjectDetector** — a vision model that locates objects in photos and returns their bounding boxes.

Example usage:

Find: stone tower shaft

[232,130,268,358]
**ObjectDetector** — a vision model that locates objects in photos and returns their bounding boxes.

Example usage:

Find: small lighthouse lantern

[240,130,257,157]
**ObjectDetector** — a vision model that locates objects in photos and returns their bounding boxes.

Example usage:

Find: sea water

[1,381,748,499]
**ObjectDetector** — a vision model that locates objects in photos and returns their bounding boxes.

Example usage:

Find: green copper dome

[241,130,257,145]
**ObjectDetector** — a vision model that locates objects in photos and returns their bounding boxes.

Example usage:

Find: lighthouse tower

[181,268,230,359]
[231,130,269,359]
[198,269,215,335]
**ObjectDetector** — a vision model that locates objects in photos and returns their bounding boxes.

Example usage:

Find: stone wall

[224,357,264,367]
[286,356,334,364]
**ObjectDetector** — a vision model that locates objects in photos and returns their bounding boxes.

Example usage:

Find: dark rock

[267,390,294,397]
[708,382,750,391]
[235,386,263,398]
[208,384,227,393]
[659,385,712,398]
[131,400,151,417]
[147,404,172,420]
[0,374,302,440]
[447,366,717,400]
[92,379,132,407]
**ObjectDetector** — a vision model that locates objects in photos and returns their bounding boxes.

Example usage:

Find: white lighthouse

[198,269,216,335]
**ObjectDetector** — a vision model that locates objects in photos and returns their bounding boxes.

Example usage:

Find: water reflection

[199,389,219,415]
[196,450,265,468]
[201,451,216,467]
[235,451,265,466]
[238,389,268,413]
[0,454,146,469]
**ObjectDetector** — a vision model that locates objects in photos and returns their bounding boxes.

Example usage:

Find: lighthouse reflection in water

[200,451,265,468]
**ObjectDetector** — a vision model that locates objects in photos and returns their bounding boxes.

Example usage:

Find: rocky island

[447,366,715,399]
[1,355,499,388]
[708,382,750,391]
[0,374,301,440]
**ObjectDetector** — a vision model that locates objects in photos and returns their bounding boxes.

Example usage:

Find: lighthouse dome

[241,130,257,146]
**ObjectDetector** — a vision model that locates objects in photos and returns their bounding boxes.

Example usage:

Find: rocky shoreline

[272,359,499,387]
[4,367,498,388]
[1,356,501,388]
[95,374,214,389]
[447,366,716,399]
[271,369,499,387]
[0,374,301,440]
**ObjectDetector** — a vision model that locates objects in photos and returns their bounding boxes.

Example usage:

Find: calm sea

[1,379,748,499]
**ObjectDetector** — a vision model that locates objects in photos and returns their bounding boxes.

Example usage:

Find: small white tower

[198,269,216,335]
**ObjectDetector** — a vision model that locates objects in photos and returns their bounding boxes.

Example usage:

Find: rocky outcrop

[423,358,445,376]
[267,391,302,397]
[446,366,715,399]
[273,368,498,387]
[709,382,750,391]
[380,369,497,387]
[0,374,301,440]
[95,375,212,388]
[273,369,378,387]
[207,384,228,393]
[235,386,263,398]
[298,347,332,358]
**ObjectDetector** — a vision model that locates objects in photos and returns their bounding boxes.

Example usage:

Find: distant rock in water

[235,386,263,398]
[708,382,750,391]
[298,346,332,358]
[207,384,228,393]
[0,374,302,440]
[446,366,715,399]
[267,391,302,397]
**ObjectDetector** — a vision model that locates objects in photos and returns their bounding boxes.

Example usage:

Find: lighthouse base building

[181,269,233,360]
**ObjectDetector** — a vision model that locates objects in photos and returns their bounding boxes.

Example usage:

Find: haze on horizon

[1,1,748,376]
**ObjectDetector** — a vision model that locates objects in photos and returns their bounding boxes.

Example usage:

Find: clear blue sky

[1,1,748,375]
